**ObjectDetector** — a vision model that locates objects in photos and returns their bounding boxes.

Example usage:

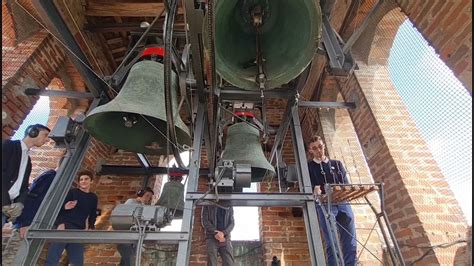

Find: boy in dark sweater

[307,135,357,266]
[45,170,98,266]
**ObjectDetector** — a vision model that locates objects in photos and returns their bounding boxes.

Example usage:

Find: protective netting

[11,96,50,141]
[388,19,472,225]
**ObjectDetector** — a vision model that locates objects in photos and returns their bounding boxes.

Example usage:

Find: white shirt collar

[313,157,329,164]
[20,140,30,152]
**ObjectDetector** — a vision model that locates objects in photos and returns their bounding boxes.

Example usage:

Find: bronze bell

[221,122,275,182]
[204,0,321,90]
[156,179,185,218]
[83,60,191,155]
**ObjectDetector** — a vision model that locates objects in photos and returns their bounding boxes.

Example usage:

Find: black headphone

[25,125,39,138]
[137,187,154,197]
[24,124,50,139]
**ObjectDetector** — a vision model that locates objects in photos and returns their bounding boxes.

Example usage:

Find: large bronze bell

[221,122,275,182]
[205,0,321,90]
[83,60,191,155]
[156,179,185,218]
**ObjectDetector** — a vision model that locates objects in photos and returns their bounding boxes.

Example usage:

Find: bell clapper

[122,113,139,128]
[145,141,161,150]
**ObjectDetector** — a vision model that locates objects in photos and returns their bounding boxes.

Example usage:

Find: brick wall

[2,1,472,265]
[2,28,66,139]
[337,60,466,265]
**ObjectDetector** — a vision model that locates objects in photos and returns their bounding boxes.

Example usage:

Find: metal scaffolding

[10,1,404,265]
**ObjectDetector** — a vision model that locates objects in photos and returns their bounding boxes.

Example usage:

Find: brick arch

[2,31,66,138]
[351,1,401,65]
[2,2,17,47]
[396,0,472,93]
[347,0,472,93]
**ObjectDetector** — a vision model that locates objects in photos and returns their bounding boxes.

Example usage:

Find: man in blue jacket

[2,124,50,226]
[307,135,357,266]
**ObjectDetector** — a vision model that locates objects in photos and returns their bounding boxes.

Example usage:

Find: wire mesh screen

[388,19,472,225]
[11,96,50,141]
[344,8,472,264]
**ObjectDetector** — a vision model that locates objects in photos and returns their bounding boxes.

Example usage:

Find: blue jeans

[45,242,84,266]
[317,204,357,266]
[45,224,85,266]
[117,243,136,266]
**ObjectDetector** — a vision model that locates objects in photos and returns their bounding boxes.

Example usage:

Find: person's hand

[2,202,24,222]
[64,200,77,210]
[214,230,225,242]
[313,186,322,195]
[19,226,29,239]
[57,224,65,230]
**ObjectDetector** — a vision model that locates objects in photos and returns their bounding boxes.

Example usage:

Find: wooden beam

[85,2,184,17]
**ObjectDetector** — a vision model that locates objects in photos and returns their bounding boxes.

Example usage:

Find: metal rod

[111,10,164,79]
[182,0,206,102]
[31,0,108,99]
[98,165,210,176]
[176,100,206,265]
[290,104,326,265]
[188,192,314,206]
[325,184,344,265]
[298,101,356,109]
[24,88,95,99]
[26,230,189,244]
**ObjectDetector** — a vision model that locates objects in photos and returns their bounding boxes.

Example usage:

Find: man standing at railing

[116,186,154,266]
[307,135,357,266]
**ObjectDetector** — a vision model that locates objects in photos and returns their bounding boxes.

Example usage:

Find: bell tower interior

[1,0,471,265]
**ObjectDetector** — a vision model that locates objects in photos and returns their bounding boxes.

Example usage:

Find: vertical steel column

[176,102,206,265]
[14,129,92,265]
[290,104,327,266]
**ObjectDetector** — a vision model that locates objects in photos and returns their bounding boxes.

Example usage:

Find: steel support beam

[298,101,356,109]
[188,192,314,207]
[98,165,210,176]
[290,104,327,266]
[24,88,95,99]
[26,230,188,244]
[219,87,296,102]
[320,14,356,76]
[14,127,93,265]
[176,100,206,265]
[183,0,206,101]
[31,0,108,99]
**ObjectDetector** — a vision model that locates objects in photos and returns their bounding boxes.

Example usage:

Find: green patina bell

[156,180,185,218]
[205,0,321,90]
[83,60,191,155]
[221,122,275,182]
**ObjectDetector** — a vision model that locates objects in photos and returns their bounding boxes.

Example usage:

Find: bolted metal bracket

[320,14,357,76]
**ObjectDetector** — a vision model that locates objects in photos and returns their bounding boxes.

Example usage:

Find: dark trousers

[206,238,234,266]
[117,243,136,266]
[45,224,85,266]
[2,213,7,227]
[317,204,357,266]
[45,242,84,266]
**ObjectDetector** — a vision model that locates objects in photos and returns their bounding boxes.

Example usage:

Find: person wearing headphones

[117,187,154,266]
[2,124,50,227]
